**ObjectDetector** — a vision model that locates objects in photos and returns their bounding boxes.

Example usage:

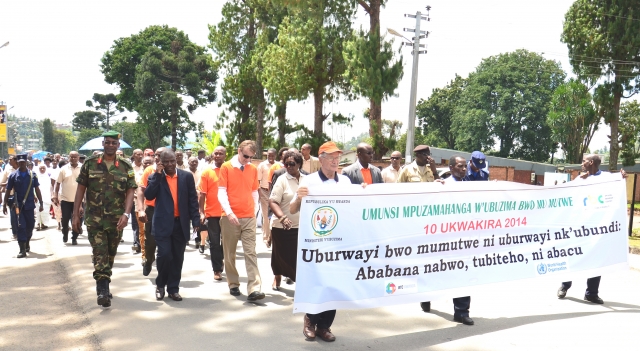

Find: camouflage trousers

[87,215,122,282]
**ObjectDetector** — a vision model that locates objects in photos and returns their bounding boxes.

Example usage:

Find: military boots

[96,280,111,307]
[17,242,27,258]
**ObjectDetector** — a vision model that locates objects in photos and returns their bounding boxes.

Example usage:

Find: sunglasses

[242,152,254,159]
[285,162,297,167]
[415,152,431,157]
[390,157,401,160]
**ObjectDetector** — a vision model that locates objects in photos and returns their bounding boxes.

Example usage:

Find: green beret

[102,130,121,139]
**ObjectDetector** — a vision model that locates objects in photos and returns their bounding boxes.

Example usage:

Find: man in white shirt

[290,141,352,343]
[381,150,403,183]
[53,151,82,245]
[257,148,277,246]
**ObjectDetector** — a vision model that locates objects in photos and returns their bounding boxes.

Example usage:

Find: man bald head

[356,142,373,168]
[581,154,601,175]
[69,151,80,167]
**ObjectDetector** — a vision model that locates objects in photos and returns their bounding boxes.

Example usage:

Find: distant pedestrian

[198,146,226,280]
[381,151,403,183]
[258,148,277,247]
[36,165,52,230]
[466,151,489,181]
[53,151,82,245]
[138,147,165,276]
[3,153,44,258]
[341,142,383,185]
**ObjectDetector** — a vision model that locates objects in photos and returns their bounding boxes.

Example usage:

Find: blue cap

[471,151,486,169]
[16,153,28,162]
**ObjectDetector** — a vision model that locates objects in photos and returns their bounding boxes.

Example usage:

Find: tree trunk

[313,87,324,136]
[256,89,265,159]
[277,103,287,148]
[609,87,622,171]
[368,1,385,159]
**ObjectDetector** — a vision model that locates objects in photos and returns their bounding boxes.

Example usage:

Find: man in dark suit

[145,150,200,301]
[341,143,383,185]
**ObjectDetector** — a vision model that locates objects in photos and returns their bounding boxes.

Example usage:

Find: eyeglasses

[241,152,254,159]
[322,156,340,163]
[285,162,297,167]
[390,157,401,160]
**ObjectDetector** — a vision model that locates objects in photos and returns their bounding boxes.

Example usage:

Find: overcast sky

[0,0,632,152]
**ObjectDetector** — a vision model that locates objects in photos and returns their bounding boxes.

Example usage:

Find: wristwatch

[124,213,131,219]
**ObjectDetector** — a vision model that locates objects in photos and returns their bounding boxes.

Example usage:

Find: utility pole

[403,6,430,164]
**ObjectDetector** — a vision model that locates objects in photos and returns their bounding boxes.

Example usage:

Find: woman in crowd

[36,164,52,230]
[268,150,305,290]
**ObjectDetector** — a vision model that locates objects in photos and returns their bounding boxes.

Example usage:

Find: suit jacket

[342,161,383,184]
[145,169,200,239]
[304,156,321,174]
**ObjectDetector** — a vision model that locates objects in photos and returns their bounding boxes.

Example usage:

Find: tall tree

[416,74,465,150]
[41,118,55,152]
[209,0,284,154]
[133,30,217,150]
[547,79,599,164]
[86,93,123,129]
[343,0,403,159]
[260,0,355,137]
[101,25,216,150]
[619,100,640,166]
[72,110,105,131]
[453,50,566,162]
[562,0,640,170]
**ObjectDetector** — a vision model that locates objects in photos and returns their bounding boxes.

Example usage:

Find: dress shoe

[168,293,183,301]
[273,275,281,291]
[213,271,222,281]
[143,264,152,276]
[557,286,568,298]
[17,242,27,258]
[420,301,431,312]
[229,287,241,296]
[454,315,474,325]
[72,238,78,245]
[41,225,49,229]
[247,291,265,301]
[285,277,294,285]
[316,328,336,342]
[303,315,316,340]
[199,245,205,254]
[584,294,604,304]
[63,233,68,243]
[155,287,165,300]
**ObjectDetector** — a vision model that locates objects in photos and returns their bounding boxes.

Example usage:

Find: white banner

[293,174,629,314]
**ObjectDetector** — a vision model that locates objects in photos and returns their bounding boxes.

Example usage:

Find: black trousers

[155,219,187,294]
[421,296,471,318]
[131,208,139,246]
[144,206,156,266]
[307,310,336,329]
[207,217,224,272]
[562,276,601,296]
[61,200,80,239]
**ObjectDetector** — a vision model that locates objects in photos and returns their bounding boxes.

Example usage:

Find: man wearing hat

[466,151,489,181]
[397,145,441,183]
[3,153,44,258]
[72,131,137,308]
[290,141,353,342]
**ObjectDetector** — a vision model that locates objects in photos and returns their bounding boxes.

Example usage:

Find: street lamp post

[388,7,430,164]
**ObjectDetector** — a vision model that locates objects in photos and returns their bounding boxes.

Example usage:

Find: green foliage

[101,25,216,151]
[562,0,640,169]
[192,130,223,157]
[453,49,566,162]
[41,119,55,153]
[417,75,465,150]
[259,0,356,136]
[548,79,599,164]
[53,130,76,154]
[111,121,149,151]
[343,27,403,158]
[76,129,104,150]
[86,93,123,129]
[619,101,640,166]
[72,110,105,131]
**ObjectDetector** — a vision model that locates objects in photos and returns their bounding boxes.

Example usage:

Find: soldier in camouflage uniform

[73,131,137,308]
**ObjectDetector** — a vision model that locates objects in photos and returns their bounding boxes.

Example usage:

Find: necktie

[240,165,244,171]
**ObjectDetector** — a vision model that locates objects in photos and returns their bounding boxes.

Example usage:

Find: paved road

[1,213,639,351]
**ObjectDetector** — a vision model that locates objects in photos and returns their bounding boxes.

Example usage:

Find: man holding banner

[290,141,352,342]
[557,154,626,304]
